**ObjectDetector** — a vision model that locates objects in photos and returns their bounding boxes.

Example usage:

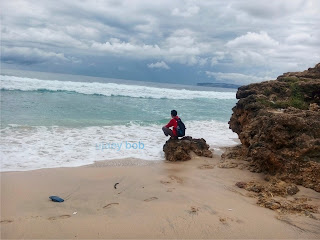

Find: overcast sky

[1,0,320,85]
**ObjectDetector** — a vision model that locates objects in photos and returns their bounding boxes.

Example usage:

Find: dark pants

[162,126,175,137]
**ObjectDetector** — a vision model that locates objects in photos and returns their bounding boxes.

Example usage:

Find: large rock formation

[163,136,213,161]
[229,63,320,192]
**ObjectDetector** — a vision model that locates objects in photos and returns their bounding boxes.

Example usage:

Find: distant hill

[197,82,241,89]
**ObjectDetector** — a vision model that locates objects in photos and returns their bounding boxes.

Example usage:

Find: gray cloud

[172,5,200,17]
[147,61,170,70]
[232,0,306,19]
[1,0,320,84]
[1,46,70,65]
[226,31,280,48]
[206,71,271,85]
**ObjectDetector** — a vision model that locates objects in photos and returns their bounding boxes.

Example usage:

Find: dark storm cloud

[1,0,320,84]
[1,47,68,65]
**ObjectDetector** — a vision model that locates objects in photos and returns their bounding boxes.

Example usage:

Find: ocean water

[0,70,239,172]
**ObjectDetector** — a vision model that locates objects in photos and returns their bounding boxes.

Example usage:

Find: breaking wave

[1,75,236,100]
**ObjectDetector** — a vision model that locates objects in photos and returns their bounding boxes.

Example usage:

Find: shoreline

[1,150,319,239]
[0,158,165,174]
[0,144,237,173]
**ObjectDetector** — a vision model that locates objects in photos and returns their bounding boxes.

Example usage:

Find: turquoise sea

[0,69,239,171]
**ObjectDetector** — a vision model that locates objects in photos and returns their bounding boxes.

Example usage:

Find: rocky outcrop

[163,136,213,161]
[229,63,320,192]
[235,178,318,216]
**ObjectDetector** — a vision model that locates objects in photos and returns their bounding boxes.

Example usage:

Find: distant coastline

[197,82,241,89]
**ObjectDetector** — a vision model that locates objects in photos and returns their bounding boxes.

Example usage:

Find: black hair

[171,110,177,116]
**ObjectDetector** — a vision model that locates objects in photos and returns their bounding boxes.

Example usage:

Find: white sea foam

[0,121,239,172]
[0,75,236,100]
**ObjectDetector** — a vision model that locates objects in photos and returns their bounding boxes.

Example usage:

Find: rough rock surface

[163,136,213,161]
[235,178,318,217]
[229,63,320,192]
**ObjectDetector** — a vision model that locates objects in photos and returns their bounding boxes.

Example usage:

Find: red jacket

[165,116,179,136]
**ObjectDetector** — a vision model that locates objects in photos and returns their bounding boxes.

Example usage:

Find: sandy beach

[2,0,320,238]
[1,152,319,239]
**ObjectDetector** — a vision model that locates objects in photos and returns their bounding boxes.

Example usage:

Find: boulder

[163,136,213,161]
[229,63,320,192]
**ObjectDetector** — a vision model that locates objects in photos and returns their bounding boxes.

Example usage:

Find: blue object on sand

[49,196,64,202]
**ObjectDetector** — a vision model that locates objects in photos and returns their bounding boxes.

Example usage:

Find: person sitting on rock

[162,110,179,139]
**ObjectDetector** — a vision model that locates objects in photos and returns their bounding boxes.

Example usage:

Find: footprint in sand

[161,175,183,185]
[188,206,200,215]
[0,220,13,224]
[170,175,183,183]
[236,219,244,224]
[198,164,215,169]
[219,216,243,224]
[103,202,119,209]
[48,215,71,220]
[144,197,158,202]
